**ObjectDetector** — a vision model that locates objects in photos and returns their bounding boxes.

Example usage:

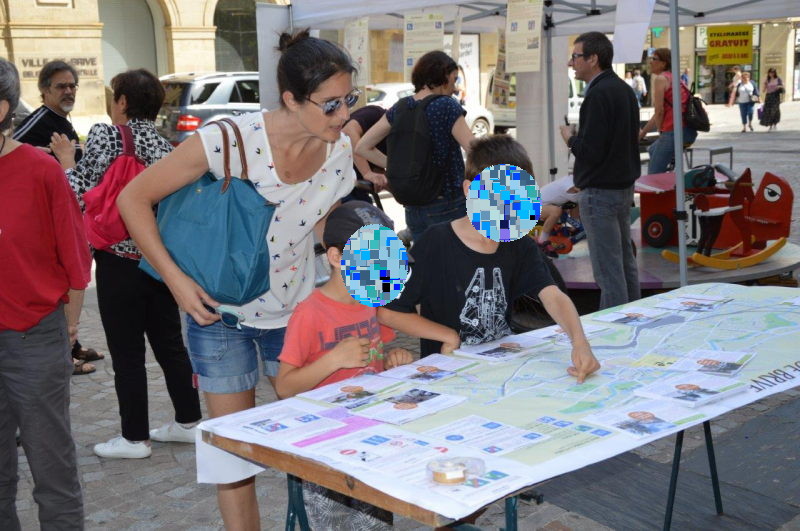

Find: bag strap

[218,117,249,181]
[208,121,233,192]
[116,124,135,157]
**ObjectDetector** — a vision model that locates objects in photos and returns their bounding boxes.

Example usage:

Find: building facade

[1,0,284,131]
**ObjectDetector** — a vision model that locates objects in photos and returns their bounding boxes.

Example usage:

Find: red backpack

[82,125,146,250]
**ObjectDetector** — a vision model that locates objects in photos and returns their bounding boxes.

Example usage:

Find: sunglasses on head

[306,88,361,115]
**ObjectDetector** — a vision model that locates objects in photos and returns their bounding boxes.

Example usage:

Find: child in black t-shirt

[379,135,600,383]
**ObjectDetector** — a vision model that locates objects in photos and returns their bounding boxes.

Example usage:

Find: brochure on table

[199,283,800,521]
[379,353,478,382]
[634,373,749,408]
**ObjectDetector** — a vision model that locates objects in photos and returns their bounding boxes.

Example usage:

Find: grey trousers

[0,308,84,530]
[578,186,641,310]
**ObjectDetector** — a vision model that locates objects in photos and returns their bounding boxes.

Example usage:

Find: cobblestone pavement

[15,102,800,530]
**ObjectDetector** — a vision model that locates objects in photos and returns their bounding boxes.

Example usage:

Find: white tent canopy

[292,0,799,35]
[261,0,800,286]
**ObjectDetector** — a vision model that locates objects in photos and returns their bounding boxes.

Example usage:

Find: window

[190,82,220,104]
[235,80,260,103]
[366,89,386,104]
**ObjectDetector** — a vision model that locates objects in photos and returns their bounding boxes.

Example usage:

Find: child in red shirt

[276,200,413,529]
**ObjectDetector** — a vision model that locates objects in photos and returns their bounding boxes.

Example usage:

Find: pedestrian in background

[759,67,783,131]
[632,69,647,107]
[638,48,698,174]
[624,71,635,90]
[727,70,758,132]
[51,68,202,460]
[0,57,90,530]
[560,32,640,310]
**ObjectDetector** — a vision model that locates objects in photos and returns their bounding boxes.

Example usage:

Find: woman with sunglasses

[759,68,783,132]
[638,48,698,174]
[119,30,358,528]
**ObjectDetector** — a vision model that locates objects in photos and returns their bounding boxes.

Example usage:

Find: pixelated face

[466,164,541,242]
[341,224,409,307]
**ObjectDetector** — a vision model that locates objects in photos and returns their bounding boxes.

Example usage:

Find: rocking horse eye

[764,183,781,203]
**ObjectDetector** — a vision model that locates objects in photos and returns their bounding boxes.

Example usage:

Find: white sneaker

[93,437,151,459]
[149,422,197,444]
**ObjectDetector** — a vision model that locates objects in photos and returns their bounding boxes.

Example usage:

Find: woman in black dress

[759,67,784,131]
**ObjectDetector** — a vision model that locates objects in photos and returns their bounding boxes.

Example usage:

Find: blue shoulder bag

[140,118,275,306]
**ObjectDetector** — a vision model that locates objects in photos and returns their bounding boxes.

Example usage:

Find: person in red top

[0,58,91,530]
[638,47,698,174]
[276,200,413,529]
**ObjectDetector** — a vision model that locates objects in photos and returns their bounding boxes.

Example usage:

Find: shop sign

[706,25,752,65]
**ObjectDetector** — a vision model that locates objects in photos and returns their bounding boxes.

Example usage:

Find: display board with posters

[404,12,445,81]
[344,17,371,87]
[706,25,753,65]
[504,0,544,73]
[492,30,515,108]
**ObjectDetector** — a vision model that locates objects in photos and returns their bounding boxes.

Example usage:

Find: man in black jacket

[12,60,82,162]
[559,32,640,309]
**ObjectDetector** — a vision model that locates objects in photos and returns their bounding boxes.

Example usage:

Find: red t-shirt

[279,289,396,389]
[0,144,92,331]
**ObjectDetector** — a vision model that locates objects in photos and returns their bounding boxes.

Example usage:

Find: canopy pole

[544,3,556,178]
[669,0,688,286]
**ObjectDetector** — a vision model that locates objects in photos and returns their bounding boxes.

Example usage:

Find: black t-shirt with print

[386,221,555,356]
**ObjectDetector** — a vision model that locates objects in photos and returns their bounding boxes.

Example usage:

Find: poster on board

[404,12,444,81]
[505,0,544,73]
[492,29,514,108]
[344,17,370,87]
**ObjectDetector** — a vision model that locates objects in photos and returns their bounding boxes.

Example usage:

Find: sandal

[73,358,96,376]
[74,347,105,362]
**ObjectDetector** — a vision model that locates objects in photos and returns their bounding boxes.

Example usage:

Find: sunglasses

[203,304,244,329]
[306,89,361,115]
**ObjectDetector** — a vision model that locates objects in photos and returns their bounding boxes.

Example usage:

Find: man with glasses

[12,60,83,162]
[559,32,640,310]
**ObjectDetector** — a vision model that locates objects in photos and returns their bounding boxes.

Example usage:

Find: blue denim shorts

[405,195,467,243]
[186,316,286,394]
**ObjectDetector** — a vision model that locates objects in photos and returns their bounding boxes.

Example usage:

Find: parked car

[12,98,33,132]
[156,71,261,145]
[365,82,494,138]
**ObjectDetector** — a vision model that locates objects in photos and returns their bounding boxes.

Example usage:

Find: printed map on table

[399,283,800,464]
[201,283,800,520]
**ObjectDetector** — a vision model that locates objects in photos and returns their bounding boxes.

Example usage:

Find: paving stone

[82,471,105,482]
[85,509,119,523]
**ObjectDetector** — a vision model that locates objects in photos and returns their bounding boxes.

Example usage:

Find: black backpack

[385,94,446,206]
[683,91,710,132]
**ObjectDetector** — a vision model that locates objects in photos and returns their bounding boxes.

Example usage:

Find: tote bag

[140,118,275,305]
